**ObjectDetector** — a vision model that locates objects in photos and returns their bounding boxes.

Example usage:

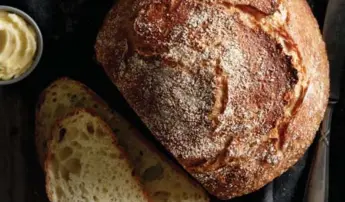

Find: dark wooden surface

[0,86,28,202]
[1,0,342,202]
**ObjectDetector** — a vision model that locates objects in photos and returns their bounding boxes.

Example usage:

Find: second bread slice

[46,109,150,202]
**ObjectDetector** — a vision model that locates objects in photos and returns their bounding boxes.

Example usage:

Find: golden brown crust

[95,0,329,199]
[220,0,279,14]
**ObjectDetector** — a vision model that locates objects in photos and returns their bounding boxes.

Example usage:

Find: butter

[0,11,37,80]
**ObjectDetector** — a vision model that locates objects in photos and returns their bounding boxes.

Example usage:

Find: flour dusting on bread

[95,0,329,199]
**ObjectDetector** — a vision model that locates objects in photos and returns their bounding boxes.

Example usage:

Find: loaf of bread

[45,109,150,202]
[36,78,209,202]
[95,0,329,199]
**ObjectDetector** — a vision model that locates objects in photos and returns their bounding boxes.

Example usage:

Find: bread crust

[95,0,329,199]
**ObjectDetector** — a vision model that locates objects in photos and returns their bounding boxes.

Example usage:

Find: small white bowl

[0,6,43,85]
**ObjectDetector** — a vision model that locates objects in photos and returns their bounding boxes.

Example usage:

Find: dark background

[0,0,342,202]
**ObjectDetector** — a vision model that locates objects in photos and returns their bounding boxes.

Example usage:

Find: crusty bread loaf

[95,0,329,199]
[36,78,209,202]
[45,109,150,202]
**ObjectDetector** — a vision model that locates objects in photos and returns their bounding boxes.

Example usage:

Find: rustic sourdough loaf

[36,78,209,202]
[95,0,329,199]
[45,109,150,202]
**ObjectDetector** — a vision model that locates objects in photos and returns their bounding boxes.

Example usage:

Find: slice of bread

[46,109,150,202]
[36,77,209,202]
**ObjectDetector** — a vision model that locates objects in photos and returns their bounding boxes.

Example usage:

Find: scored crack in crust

[95,0,329,199]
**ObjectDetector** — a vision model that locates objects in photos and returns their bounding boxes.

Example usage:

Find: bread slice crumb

[45,109,150,202]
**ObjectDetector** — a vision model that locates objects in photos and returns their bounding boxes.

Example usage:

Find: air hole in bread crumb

[86,122,94,134]
[93,196,99,201]
[60,166,70,181]
[102,187,108,193]
[68,185,74,195]
[174,194,181,201]
[173,182,181,188]
[153,191,171,201]
[81,132,89,141]
[52,92,57,96]
[93,104,98,109]
[80,183,88,195]
[142,163,164,182]
[183,192,188,200]
[71,141,82,149]
[55,186,65,199]
[52,98,57,103]
[100,150,107,156]
[110,153,117,159]
[65,158,81,175]
[59,146,73,161]
[139,151,144,156]
[70,94,78,103]
[59,128,67,142]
